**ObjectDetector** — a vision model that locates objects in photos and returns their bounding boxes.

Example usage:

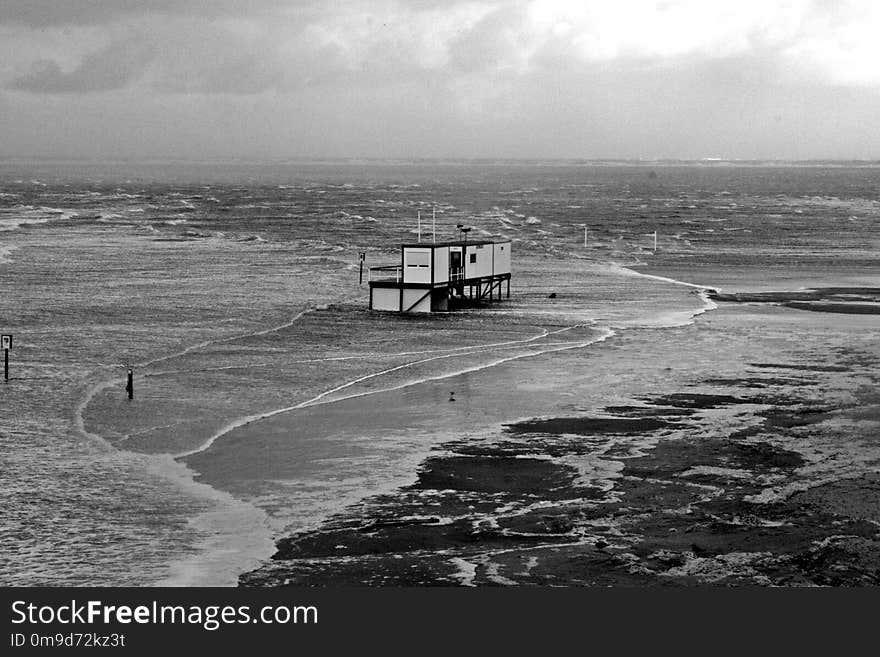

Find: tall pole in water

[417,210,421,243]
[653,231,658,251]
[432,207,436,243]
[2,334,11,382]
[584,225,588,247]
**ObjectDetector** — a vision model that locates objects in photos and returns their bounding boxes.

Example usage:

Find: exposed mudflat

[710,287,880,315]
[241,347,880,587]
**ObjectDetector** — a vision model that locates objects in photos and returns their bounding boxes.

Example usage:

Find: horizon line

[3,156,880,167]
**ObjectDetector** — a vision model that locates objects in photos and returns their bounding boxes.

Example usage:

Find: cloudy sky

[1,0,879,160]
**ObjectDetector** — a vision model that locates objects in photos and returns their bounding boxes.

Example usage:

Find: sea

[1,161,878,585]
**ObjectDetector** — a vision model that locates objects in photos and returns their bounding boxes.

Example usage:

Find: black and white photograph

[2,0,879,611]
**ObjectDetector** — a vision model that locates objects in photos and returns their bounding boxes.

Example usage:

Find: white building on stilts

[368,239,511,313]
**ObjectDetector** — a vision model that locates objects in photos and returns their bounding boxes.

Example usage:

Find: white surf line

[73,297,359,445]
[606,262,715,291]
[72,307,316,444]
[607,263,720,315]
[286,338,591,410]
[301,334,613,412]
[698,289,718,314]
[448,557,478,587]
[76,298,555,446]
[145,341,585,378]
[174,326,613,460]
[544,241,719,313]
[113,420,188,445]
[143,326,575,377]
[140,290,367,369]
[137,307,316,369]
[73,378,121,448]
[144,363,278,376]
[173,328,595,459]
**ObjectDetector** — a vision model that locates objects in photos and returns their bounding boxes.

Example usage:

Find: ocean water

[1,162,878,585]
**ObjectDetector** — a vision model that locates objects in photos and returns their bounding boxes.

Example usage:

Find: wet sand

[241,299,880,587]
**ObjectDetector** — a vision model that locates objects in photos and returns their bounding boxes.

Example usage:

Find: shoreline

[4,162,880,587]
[152,455,276,587]
[60,265,880,587]
[240,300,880,586]
[166,264,718,584]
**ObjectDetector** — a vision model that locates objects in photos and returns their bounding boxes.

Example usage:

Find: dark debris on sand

[240,355,880,587]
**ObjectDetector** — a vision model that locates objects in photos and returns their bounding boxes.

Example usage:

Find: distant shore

[4,158,880,169]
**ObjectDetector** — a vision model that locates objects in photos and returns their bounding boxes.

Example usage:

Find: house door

[450,250,463,281]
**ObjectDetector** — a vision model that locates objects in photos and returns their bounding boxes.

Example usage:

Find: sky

[1,0,879,160]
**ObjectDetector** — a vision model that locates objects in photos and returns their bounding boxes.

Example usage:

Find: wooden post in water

[358,251,365,285]
[584,225,588,247]
[653,231,658,251]
[126,368,134,400]
[1,334,11,382]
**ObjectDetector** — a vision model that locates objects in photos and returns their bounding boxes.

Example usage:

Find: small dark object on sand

[449,391,456,402]
[548,292,557,299]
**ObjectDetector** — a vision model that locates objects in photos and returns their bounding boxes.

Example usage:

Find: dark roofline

[400,239,510,248]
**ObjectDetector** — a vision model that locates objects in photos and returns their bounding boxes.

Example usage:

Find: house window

[406,251,430,268]
[469,253,477,264]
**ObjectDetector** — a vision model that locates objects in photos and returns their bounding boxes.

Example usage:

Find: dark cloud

[0,0,296,27]
[0,1,173,26]
[7,39,156,93]
[1,2,878,159]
